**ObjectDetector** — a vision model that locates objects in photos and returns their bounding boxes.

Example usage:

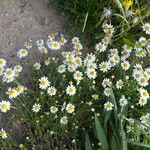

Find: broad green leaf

[85,133,93,150]
[120,119,127,150]
[111,135,122,150]
[95,115,108,150]
[127,140,150,148]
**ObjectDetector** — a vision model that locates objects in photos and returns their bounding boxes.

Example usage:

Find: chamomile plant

[0,21,150,150]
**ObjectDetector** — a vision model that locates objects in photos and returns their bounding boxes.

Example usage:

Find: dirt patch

[0,0,65,62]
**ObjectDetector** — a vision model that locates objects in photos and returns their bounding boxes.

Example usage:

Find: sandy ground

[0,0,65,62]
[0,0,66,137]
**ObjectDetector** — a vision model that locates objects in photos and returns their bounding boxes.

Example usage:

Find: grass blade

[85,133,93,150]
[95,114,109,150]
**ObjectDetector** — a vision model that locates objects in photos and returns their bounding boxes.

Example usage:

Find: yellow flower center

[41,81,47,86]
[8,90,15,97]
[140,78,146,83]
[53,43,59,47]
[50,89,55,94]
[106,103,112,109]
[102,64,107,69]
[68,56,73,61]
[68,106,73,111]
[143,92,148,97]
[34,105,39,110]
[1,104,8,110]
[140,99,145,104]
[90,71,95,76]
[145,26,150,31]
[69,88,74,93]
[0,60,4,65]
[77,74,81,78]
[0,131,7,138]
[6,71,12,76]
[22,50,27,54]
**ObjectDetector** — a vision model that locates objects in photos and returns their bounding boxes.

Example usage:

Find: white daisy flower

[16,85,25,96]
[95,42,106,52]
[74,57,82,67]
[99,61,111,72]
[86,54,96,63]
[0,129,7,139]
[32,103,41,113]
[119,95,128,107]
[139,88,149,100]
[86,68,97,79]
[36,39,44,46]
[68,65,76,72]
[87,63,97,69]
[102,78,112,88]
[14,65,23,73]
[104,36,111,44]
[60,116,68,124]
[121,61,130,70]
[17,49,28,58]
[73,71,83,81]
[73,49,82,56]
[102,23,114,35]
[104,87,112,97]
[24,39,32,49]
[72,37,80,45]
[137,76,148,87]
[142,23,150,34]
[0,58,7,68]
[66,54,75,62]
[66,103,75,113]
[132,70,143,80]
[6,87,18,99]
[33,62,41,70]
[47,86,57,96]
[110,48,118,56]
[74,43,83,50]
[2,76,15,83]
[104,102,114,111]
[0,101,11,113]
[113,55,120,64]
[121,50,131,59]
[134,64,143,71]
[116,79,124,89]
[38,46,48,54]
[49,41,60,50]
[50,106,58,114]
[48,33,56,40]
[58,65,66,73]
[59,38,67,45]
[4,68,15,78]
[66,84,76,96]
[138,98,148,106]
[109,57,117,67]
[39,76,50,90]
